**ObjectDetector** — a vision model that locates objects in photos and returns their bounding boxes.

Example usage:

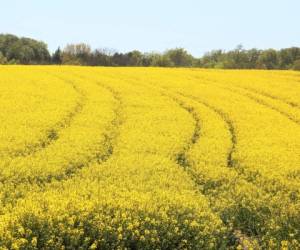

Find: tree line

[1,34,300,70]
[0,34,50,64]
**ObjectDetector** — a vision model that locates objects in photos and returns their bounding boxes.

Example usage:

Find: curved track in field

[237,85,300,109]
[193,76,300,126]
[124,77,236,176]
[159,93,201,168]
[34,75,124,184]
[144,84,261,246]
[220,85,300,125]
[1,75,87,160]
[72,74,124,166]
[1,69,299,249]
[0,75,124,209]
[179,92,237,168]
[193,74,300,109]
[172,82,300,205]
[168,91,273,247]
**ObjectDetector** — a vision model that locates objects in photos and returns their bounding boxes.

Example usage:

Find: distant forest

[1,34,300,70]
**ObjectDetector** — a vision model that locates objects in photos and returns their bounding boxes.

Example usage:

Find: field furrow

[0,66,299,249]
[0,68,81,158]
[112,76,270,247]
[0,69,228,249]
[237,85,300,109]
[192,76,300,125]
[0,73,123,210]
[5,77,86,159]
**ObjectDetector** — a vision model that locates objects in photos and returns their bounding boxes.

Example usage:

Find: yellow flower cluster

[0,66,299,249]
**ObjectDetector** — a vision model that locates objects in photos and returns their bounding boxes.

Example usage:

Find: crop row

[0,66,299,249]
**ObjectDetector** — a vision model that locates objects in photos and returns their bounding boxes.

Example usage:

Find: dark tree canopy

[0,34,300,70]
[0,34,50,64]
[293,59,300,71]
[52,47,62,64]
[199,46,300,70]
[164,48,194,67]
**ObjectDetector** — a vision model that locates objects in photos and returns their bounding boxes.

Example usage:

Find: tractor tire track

[169,96,201,169]
[171,91,263,249]
[220,85,300,125]
[191,76,300,125]
[179,88,300,198]
[82,76,267,248]
[1,73,87,160]
[0,76,124,207]
[71,73,124,165]
[153,87,257,248]
[38,73,124,183]
[237,85,300,109]
[0,76,123,221]
[124,79,203,170]
[83,77,260,248]
[177,91,237,168]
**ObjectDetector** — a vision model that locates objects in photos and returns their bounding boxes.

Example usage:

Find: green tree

[62,43,91,65]
[278,47,300,69]
[293,59,300,71]
[89,49,113,66]
[146,53,174,67]
[126,50,143,66]
[201,50,223,68]
[247,49,261,68]
[164,48,193,67]
[52,47,62,64]
[257,49,279,69]
[0,34,50,64]
[0,51,7,64]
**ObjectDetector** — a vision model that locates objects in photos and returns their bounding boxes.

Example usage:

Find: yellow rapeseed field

[0,66,299,249]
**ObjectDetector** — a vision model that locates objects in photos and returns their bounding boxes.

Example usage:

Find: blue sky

[0,0,299,56]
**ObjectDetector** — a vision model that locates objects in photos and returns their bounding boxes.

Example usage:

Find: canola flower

[0,67,79,158]
[0,66,299,249]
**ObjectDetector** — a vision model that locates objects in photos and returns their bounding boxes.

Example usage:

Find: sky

[0,0,299,56]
